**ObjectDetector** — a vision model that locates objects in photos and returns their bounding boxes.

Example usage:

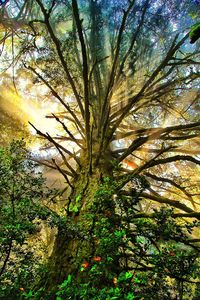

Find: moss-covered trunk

[41,154,116,296]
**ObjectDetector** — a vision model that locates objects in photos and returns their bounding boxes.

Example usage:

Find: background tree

[0,84,30,146]
[0,140,57,299]
[0,0,200,298]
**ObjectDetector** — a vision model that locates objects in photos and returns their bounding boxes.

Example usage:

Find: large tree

[0,0,200,298]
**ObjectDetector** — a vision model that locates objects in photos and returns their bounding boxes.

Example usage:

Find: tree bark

[40,158,115,297]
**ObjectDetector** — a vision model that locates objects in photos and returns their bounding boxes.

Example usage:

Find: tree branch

[52,114,84,149]
[108,33,189,141]
[25,65,85,135]
[52,159,74,189]
[72,0,91,157]
[128,212,200,219]
[112,121,200,140]
[99,0,135,144]
[141,192,196,214]
[116,0,149,83]
[137,155,200,174]
[35,0,85,118]
[0,240,12,277]
[29,122,80,167]
[31,157,74,177]
[144,172,195,206]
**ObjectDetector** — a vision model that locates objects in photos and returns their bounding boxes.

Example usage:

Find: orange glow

[92,256,102,262]
[123,159,138,169]
[113,277,118,286]
[82,261,89,268]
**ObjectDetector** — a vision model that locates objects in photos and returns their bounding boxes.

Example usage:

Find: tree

[0,140,56,299]
[0,0,200,298]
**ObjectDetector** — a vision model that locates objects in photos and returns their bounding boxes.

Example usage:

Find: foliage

[0,144,199,299]
[0,140,57,300]
[189,22,200,44]
[54,190,199,299]
[20,178,200,299]
[0,109,29,147]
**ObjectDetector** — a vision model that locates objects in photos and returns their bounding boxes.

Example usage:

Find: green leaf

[125,272,133,280]
[75,194,81,203]
[67,274,72,284]
[69,203,79,213]
[125,292,135,300]
[60,279,68,288]
[134,277,141,284]
[24,290,33,299]
[90,265,97,271]
[107,256,113,262]
[114,230,126,238]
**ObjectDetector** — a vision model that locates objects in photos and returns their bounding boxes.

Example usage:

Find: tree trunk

[41,155,116,297]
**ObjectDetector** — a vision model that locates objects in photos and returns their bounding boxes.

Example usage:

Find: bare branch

[116,0,149,83]
[99,0,136,140]
[31,157,74,178]
[72,0,91,156]
[108,33,190,141]
[140,146,200,155]
[52,114,84,149]
[117,136,149,162]
[144,172,196,208]
[26,65,85,135]
[35,0,85,118]
[28,122,80,166]
[137,155,200,173]
[47,133,77,178]
[128,212,200,220]
[52,159,74,189]
[141,192,195,214]
[113,121,200,140]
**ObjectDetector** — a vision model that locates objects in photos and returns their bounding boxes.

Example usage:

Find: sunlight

[1,86,59,135]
